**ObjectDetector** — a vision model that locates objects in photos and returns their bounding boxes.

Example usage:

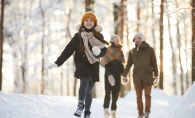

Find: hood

[137,41,149,49]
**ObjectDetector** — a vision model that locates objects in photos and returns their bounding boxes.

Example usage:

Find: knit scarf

[81,31,106,64]
[100,45,125,67]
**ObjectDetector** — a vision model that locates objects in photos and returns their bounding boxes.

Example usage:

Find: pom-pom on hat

[81,11,98,25]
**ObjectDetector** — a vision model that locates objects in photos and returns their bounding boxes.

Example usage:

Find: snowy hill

[168,82,195,118]
[0,89,183,118]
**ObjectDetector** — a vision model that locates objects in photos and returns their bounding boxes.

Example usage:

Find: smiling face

[83,18,95,29]
[134,35,141,45]
[113,39,120,46]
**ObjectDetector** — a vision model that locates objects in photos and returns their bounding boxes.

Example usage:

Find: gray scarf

[81,31,106,64]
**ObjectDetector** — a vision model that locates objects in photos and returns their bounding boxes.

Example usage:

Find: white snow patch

[0,89,180,118]
[168,82,195,118]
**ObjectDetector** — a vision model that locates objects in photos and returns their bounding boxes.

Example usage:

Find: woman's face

[113,39,120,46]
[83,18,95,29]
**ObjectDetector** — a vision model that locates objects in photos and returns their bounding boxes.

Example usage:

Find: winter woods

[0,0,193,97]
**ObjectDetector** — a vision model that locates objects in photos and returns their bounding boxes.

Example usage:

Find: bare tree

[159,0,164,89]
[0,0,5,90]
[40,0,45,94]
[183,13,189,89]
[113,0,128,97]
[192,0,195,83]
[174,0,184,95]
[85,0,94,12]
[136,1,140,32]
[151,0,156,51]
[166,3,177,94]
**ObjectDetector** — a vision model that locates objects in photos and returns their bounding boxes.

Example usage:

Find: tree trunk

[0,0,5,90]
[40,0,45,94]
[192,0,195,83]
[176,20,184,95]
[151,0,156,54]
[85,0,94,12]
[114,0,127,97]
[113,3,119,35]
[136,2,140,32]
[183,14,189,89]
[166,3,177,94]
[159,0,164,89]
[175,0,184,95]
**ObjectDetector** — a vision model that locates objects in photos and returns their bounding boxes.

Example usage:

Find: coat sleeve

[95,47,107,58]
[121,63,124,75]
[151,49,158,76]
[55,33,80,67]
[123,51,133,77]
[95,33,107,58]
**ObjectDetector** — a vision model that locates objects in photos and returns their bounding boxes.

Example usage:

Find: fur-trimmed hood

[76,24,103,32]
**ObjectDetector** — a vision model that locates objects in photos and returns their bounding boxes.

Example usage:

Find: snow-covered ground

[0,88,184,118]
[168,82,195,118]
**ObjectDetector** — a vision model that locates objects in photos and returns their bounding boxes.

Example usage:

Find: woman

[48,11,108,118]
[100,35,126,118]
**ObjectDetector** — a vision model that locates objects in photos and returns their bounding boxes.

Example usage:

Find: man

[122,32,158,118]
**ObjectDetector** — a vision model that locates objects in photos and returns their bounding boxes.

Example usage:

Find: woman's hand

[121,76,129,85]
[108,75,115,86]
[92,46,101,56]
[48,63,58,69]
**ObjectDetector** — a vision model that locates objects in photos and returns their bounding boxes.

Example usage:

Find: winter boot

[137,114,143,118]
[74,102,85,117]
[84,110,91,118]
[104,108,110,118]
[144,111,150,118]
[111,110,118,118]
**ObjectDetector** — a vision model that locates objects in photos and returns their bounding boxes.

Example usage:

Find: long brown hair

[78,24,109,51]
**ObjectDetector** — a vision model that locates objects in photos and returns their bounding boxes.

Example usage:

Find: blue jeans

[78,76,95,111]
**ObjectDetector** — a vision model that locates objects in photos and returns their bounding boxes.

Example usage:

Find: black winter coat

[105,60,124,91]
[55,33,107,82]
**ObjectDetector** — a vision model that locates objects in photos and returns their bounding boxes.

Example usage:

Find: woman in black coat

[48,11,108,118]
[100,35,125,118]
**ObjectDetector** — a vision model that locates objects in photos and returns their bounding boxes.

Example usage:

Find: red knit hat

[81,11,98,24]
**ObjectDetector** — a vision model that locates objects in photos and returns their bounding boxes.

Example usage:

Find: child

[48,11,108,118]
[100,35,126,118]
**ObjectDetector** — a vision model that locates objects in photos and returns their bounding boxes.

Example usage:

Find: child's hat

[110,35,120,42]
[81,11,98,24]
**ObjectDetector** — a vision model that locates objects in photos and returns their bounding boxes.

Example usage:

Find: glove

[92,46,101,56]
[153,76,159,86]
[48,63,58,69]
[108,75,115,86]
[121,76,129,85]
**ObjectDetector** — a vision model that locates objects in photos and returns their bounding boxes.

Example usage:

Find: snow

[0,88,181,118]
[168,82,195,118]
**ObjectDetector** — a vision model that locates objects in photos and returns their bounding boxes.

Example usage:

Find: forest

[0,0,194,98]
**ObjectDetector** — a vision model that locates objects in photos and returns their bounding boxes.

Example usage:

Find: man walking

[122,32,158,118]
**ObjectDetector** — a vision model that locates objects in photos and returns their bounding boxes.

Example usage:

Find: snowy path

[0,89,180,118]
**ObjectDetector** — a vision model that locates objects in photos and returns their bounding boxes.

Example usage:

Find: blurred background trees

[0,0,193,97]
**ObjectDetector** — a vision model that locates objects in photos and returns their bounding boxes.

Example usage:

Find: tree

[136,1,140,32]
[192,0,195,83]
[113,0,127,97]
[175,0,184,95]
[0,0,5,90]
[166,3,177,94]
[85,0,94,12]
[40,0,46,94]
[159,0,164,89]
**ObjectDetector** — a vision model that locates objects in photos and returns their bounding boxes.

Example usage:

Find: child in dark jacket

[100,35,126,118]
[48,11,108,118]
